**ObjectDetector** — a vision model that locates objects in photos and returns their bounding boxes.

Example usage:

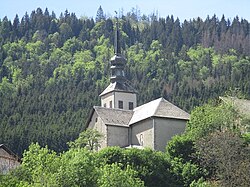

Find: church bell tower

[100,15,137,110]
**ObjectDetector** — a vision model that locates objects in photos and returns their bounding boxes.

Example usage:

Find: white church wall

[88,111,107,150]
[107,125,129,147]
[101,92,114,108]
[114,92,137,110]
[154,117,187,151]
[101,91,137,110]
[131,119,153,149]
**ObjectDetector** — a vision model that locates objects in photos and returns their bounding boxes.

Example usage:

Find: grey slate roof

[90,98,190,127]
[129,97,190,125]
[94,106,133,127]
[99,81,137,96]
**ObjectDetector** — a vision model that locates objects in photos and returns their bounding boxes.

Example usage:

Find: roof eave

[129,115,190,126]
[0,144,21,162]
[85,107,96,128]
[106,123,129,127]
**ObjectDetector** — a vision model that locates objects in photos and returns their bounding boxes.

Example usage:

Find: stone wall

[88,111,107,150]
[154,117,187,151]
[131,119,153,149]
[107,125,129,147]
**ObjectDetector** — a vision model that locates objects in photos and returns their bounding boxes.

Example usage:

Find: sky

[1,0,250,22]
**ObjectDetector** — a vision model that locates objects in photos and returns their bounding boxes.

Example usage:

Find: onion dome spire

[110,12,126,83]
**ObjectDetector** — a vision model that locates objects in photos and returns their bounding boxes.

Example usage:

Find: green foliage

[166,96,250,186]
[1,143,59,186]
[97,163,144,187]
[242,132,250,144]
[184,98,250,185]
[190,178,213,187]
[186,102,240,140]
[96,6,105,22]
[2,143,101,186]
[20,143,59,186]
[59,23,73,42]
[56,148,100,187]
[0,77,16,96]
[0,173,24,187]
[73,50,95,71]
[97,147,175,187]
[68,128,103,150]
[166,135,206,186]
[195,130,250,187]
[2,119,248,187]
[166,134,195,162]
[169,157,204,186]
[0,144,168,187]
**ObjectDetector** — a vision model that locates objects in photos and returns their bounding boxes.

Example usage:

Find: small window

[103,103,106,108]
[118,100,123,109]
[95,118,98,122]
[109,101,112,108]
[129,102,134,110]
[140,134,144,146]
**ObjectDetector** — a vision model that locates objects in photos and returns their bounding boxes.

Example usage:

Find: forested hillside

[0,7,250,155]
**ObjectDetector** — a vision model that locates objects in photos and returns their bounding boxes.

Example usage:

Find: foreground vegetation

[1,100,249,186]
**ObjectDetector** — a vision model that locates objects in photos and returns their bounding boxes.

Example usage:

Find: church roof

[129,97,190,125]
[87,98,189,128]
[94,106,133,127]
[99,81,137,96]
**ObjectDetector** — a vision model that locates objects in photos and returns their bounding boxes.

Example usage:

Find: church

[86,18,190,152]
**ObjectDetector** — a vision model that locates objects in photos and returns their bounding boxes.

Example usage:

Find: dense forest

[0,6,250,155]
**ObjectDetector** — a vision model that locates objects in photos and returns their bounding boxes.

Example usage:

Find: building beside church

[86,18,190,152]
[220,96,250,133]
[0,144,20,174]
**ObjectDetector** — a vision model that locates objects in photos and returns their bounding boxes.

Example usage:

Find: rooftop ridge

[133,97,162,111]
[99,81,137,96]
[94,105,133,112]
[153,97,164,116]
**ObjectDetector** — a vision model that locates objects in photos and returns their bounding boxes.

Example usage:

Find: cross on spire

[114,11,121,55]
